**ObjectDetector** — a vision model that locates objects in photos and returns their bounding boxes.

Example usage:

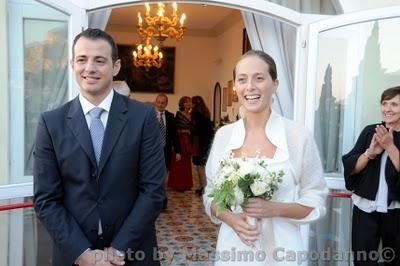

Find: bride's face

[234,55,278,114]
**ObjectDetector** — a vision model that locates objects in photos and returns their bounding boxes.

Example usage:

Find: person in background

[168,96,194,191]
[33,28,165,266]
[191,95,214,195]
[203,50,327,265]
[342,86,400,266]
[154,93,181,208]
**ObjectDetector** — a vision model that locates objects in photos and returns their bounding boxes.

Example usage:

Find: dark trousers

[352,206,400,265]
[163,146,169,209]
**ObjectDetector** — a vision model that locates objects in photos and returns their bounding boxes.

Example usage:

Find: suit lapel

[66,97,97,167]
[98,93,128,176]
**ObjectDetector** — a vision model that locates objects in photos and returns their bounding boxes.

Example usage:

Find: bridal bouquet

[208,155,284,215]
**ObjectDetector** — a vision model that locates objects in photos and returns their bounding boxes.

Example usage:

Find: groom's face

[71,37,121,100]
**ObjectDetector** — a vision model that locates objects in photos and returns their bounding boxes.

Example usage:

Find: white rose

[253,164,266,176]
[250,180,269,196]
[238,161,254,176]
[221,165,234,175]
[231,186,244,205]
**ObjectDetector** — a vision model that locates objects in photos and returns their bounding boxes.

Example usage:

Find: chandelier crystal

[132,38,163,71]
[137,2,186,43]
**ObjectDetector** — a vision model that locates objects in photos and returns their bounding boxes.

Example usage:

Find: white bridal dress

[214,150,306,266]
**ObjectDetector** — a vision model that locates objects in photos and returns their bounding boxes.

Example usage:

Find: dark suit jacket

[33,92,166,266]
[164,110,180,169]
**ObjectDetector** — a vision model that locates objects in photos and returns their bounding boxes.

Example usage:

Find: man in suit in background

[33,28,165,266]
[154,94,181,209]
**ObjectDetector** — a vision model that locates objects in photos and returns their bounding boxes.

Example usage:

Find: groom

[33,28,165,265]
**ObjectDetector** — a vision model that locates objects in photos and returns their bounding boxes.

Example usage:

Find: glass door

[304,6,400,178]
[3,0,86,196]
[3,1,86,265]
[302,7,400,265]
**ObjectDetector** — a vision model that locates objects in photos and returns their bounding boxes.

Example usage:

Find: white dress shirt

[157,111,166,125]
[79,89,114,129]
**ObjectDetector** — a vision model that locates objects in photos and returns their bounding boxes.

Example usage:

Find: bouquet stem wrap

[246,216,262,250]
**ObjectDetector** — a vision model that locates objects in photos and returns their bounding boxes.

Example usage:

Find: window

[312,16,400,173]
[7,0,69,185]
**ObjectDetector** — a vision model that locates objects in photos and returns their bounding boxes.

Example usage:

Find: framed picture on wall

[115,44,175,93]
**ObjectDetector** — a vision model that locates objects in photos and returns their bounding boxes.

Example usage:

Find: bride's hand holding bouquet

[207,154,284,247]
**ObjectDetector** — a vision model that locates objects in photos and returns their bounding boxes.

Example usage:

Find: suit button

[92,172,96,178]
[97,199,103,204]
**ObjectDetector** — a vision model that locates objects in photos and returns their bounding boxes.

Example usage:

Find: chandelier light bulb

[157,3,165,17]
[172,2,177,13]
[138,12,143,26]
[137,2,186,43]
[180,13,186,26]
[133,34,163,71]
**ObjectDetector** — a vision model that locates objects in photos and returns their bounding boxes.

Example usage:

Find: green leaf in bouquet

[210,180,236,215]
[238,173,259,202]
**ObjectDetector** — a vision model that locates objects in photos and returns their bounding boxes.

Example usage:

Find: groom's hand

[105,247,125,265]
[76,249,113,266]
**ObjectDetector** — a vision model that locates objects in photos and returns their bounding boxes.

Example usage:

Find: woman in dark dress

[168,96,194,191]
[342,86,400,265]
[191,96,214,195]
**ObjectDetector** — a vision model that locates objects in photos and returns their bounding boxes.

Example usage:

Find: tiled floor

[156,189,219,266]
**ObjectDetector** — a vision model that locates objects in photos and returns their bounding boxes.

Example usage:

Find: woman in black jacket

[342,86,400,265]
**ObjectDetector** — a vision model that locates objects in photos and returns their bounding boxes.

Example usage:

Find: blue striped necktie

[89,107,105,235]
[89,107,105,165]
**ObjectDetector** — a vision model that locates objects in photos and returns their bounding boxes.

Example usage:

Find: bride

[203,50,328,265]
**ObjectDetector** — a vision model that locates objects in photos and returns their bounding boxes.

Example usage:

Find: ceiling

[105,1,400,36]
[106,3,242,37]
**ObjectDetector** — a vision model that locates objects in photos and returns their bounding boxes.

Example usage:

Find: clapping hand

[367,133,384,158]
[374,125,394,151]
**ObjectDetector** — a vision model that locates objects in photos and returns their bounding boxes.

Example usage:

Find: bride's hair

[233,50,277,81]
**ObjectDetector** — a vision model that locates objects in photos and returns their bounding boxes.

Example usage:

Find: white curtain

[241,12,296,119]
[241,0,341,119]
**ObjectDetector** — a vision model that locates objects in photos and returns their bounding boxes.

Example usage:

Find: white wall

[214,18,244,121]
[109,17,243,118]
[109,31,219,114]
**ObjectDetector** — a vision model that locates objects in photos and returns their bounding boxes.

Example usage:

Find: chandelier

[137,2,186,43]
[132,38,163,71]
